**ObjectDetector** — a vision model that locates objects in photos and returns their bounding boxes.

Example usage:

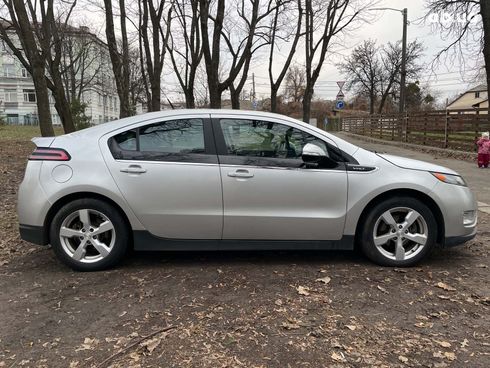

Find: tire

[50,198,129,271]
[360,196,437,267]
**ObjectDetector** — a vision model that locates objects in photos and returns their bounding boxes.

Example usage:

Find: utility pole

[370,7,408,113]
[399,8,408,114]
[252,73,256,100]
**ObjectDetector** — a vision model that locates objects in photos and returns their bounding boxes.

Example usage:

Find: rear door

[101,114,223,239]
[212,114,348,240]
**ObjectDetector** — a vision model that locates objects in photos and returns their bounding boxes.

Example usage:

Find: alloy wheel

[59,209,116,263]
[372,206,428,261]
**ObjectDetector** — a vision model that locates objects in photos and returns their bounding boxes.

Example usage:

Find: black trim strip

[133,230,355,251]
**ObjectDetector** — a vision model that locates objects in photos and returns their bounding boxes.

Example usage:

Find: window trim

[108,117,218,164]
[211,117,354,170]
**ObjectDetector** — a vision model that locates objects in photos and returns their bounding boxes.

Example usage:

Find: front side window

[110,118,211,162]
[219,119,328,160]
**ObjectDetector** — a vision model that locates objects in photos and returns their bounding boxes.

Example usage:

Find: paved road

[335,132,490,207]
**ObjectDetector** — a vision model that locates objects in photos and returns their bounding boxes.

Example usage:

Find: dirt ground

[0,129,489,368]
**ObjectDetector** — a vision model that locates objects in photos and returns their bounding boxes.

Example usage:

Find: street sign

[336,91,345,100]
[335,100,345,110]
[337,81,345,90]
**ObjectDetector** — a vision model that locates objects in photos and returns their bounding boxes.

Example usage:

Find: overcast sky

[145,0,484,105]
[242,0,484,105]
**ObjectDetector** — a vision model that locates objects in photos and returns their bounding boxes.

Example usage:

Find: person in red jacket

[477,132,490,168]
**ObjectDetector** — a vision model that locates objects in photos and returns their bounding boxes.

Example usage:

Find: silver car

[18,110,477,271]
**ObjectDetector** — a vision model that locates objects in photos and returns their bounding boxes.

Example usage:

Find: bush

[70,99,92,130]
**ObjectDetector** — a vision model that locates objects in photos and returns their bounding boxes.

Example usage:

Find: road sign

[337,81,345,90]
[336,91,345,100]
[335,100,345,110]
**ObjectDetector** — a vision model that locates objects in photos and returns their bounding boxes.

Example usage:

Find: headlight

[431,172,467,186]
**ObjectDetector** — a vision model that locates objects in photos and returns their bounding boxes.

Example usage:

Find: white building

[0,26,127,126]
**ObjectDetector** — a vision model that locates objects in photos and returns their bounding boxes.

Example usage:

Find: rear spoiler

[31,137,55,147]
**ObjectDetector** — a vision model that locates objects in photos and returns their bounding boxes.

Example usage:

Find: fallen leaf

[436,282,456,291]
[316,276,331,284]
[282,321,300,330]
[75,337,99,351]
[444,352,456,361]
[296,286,310,296]
[331,351,345,362]
[398,355,408,363]
[437,341,451,348]
[141,336,161,354]
[377,285,389,294]
[345,325,356,331]
[461,339,469,348]
[274,299,283,306]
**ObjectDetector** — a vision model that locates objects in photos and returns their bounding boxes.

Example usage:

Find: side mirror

[302,143,328,164]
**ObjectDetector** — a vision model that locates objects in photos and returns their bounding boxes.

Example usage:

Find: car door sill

[133,231,354,251]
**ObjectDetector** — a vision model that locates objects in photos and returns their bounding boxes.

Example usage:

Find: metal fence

[341,109,490,152]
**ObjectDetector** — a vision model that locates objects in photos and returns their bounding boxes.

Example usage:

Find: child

[477,132,490,168]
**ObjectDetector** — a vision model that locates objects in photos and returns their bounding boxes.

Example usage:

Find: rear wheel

[50,198,129,271]
[360,197,437,267]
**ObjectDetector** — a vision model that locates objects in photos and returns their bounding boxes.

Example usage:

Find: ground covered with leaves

[0,128,489,367]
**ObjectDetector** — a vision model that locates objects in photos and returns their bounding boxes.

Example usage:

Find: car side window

[109,118,215,163]
[139,119,205,154]
[219,119,329,160]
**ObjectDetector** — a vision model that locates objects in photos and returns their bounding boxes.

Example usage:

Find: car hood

[377,153,458,175]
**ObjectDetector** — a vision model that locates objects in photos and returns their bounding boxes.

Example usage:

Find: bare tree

[60,27,103,104]
[0,0,80,135]
[284,65,306,102]
[268,0,302,112]
[167,0,203,108]
[138,0,172,112]
[103,0,131,117]
[378,40,424,113]
[303,0,372,123]
[198,0,278,108]
[0,0,54,136]
[338,39,381,114]
[425,0,490,114]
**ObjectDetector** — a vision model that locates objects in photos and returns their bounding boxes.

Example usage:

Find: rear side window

[109,118,214,163]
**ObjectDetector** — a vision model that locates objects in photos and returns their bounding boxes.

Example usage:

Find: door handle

[120,165,147,174]
[228,169,254,178]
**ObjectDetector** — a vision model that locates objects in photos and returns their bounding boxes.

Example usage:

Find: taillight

[29,147,71,161]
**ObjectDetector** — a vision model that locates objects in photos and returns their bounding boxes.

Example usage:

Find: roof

[447,84,488,109]
[467,84,487,93]
[60,109,360,156]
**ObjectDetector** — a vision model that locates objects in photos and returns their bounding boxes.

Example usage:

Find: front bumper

[444,226,477,247]
[19,224,48,245]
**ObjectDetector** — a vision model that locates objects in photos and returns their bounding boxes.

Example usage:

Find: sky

[242,0,484,105]
[82,0,484,106]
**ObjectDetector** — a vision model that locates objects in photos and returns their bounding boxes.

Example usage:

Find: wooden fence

[341,108,490,152]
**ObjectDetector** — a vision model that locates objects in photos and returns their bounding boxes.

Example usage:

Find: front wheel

[360,197,437,267]
[50,198,129,271]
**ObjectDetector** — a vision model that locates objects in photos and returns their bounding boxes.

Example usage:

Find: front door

[101,115,222,239]
[213,115,348,240]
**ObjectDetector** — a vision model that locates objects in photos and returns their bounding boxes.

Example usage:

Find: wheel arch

[43,192,133,245]
[354,188,445,246]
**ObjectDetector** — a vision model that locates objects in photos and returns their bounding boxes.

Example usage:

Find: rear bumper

[19,224,48,245]
[444,226,477,247]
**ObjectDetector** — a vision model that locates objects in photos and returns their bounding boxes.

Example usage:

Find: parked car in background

[18,110,477,271]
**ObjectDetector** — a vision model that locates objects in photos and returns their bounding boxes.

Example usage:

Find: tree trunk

[208,84,222,108]
[369,91,375,115]
[481,0,490,117]
[302,87,313,123]
[270,87,278,112]
[150,80,161,111]
[32,63,55,136]
[184,89,195,108]
[50,66,75,133]
[229,85,240,109]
